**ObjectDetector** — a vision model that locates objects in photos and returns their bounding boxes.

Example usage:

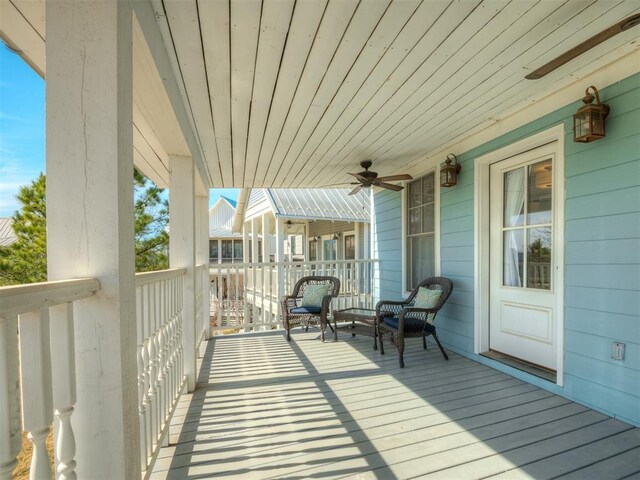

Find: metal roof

[0,218,17,247]
[209,227,242,239]
[266,189,370,223]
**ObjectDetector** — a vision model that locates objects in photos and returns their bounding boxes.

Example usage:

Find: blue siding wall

[372,189,403,301]
[373,72,640,426]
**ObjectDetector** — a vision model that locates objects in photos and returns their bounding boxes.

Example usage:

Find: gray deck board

[150,331,639,480]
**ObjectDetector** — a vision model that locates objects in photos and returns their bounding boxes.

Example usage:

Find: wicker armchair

[281,276,340,342]
[376,277,453,368]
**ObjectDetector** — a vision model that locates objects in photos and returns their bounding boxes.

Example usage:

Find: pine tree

[0,171,169,285]
[0,174,47,285]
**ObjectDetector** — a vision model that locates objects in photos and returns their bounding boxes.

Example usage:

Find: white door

[489,144,558,370]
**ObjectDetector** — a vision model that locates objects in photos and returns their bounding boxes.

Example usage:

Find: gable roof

[221,196,237,208]
[243,188,370,223]
[0,218,17,247]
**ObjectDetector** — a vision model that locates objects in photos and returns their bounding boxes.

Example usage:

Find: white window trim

[474,123,565,386]
[402,168,440,296]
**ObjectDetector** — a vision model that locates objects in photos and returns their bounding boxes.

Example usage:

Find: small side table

[333,308,392,350]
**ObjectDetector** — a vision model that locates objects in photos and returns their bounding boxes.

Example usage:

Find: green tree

[134,170,169,272]
[0,171,169,285]
[0,174,47,285]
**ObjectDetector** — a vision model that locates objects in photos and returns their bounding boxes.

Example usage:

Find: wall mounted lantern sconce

[311,235,319,243]
[573,86,609,143]
[440,154,461,187]
[333,232,341,241]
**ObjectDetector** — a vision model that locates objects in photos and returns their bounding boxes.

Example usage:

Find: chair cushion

[301,284,330,307]
[383,316,435,334]
[414,287,442,309]
[290,306,322,314]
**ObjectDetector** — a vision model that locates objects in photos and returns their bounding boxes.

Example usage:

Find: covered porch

[1,0,639,478]
[152,331,640,479]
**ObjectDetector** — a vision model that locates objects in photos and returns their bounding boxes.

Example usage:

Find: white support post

[251,219,259,263]
[261,214,271,264]
[197,193,210,340]
[46,1,140,476]
[275,218,285,324]
[169,156,197,392]
[242,223,250,263]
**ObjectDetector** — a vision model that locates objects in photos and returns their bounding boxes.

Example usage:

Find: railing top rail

[135,268,187,287]
[209,259,380,270]
[0,277,100,320]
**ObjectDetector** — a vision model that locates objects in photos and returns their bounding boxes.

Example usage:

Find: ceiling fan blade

[376,181,404,192]
[376,174,413,182]
[348,172,369,183]
[349,185,363,195]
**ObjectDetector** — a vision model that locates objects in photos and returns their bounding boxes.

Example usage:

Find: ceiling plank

[261,0,367,185]
[289,0,483,187]
[163,0,224,185]
[243,0,295,187]
[275,0,423,187]
[0,0,45,77]
[199,0,232,187]
[251,0,329,185]
[387,1,640,171]
[230,0,262,186]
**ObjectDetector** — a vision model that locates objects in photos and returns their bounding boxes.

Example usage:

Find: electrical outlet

[612,342,625,361]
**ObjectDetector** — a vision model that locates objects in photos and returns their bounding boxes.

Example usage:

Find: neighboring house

[234,188,371,263]
[0,218,17,247]
[372,73,640,427]
[208,196,242,264]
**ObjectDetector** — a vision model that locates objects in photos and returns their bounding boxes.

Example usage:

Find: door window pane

[528,159,552,225]
[233,241,243,262]
[344,235,355,260]
[409,181,422,208]
[323,239,336,260]
[503,168,525,227]
[527,227,551,290]
[221,240,233,263]
[422,204,434,233]
[503,230,524,287]
[209,240,218,262]
[309,240,317,261]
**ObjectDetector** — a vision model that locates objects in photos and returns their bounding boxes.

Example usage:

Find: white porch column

[275,218,286,324]
[169,156,197,392]
[261,214,271,263]
[242,223,250,263]
[251,218,260,262]
[196,192,210,340]
[46,1,140,477]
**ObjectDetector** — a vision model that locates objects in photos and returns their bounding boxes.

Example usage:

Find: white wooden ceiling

[157,0,640,188]
[3,0,639,190]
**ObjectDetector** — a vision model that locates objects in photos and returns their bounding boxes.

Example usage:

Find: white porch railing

[209,259,378,332]
[0,266,209,479]
[0,278,100,479]
[134,268,188,476]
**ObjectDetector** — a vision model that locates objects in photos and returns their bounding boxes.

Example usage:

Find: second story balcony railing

[0,264,210,479]
[209,259,379,333]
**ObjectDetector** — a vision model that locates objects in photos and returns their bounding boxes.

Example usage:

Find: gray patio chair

[281,276,340,342]
[376,277,453,368]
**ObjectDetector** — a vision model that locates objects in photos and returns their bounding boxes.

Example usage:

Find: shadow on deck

[151,330,640,479]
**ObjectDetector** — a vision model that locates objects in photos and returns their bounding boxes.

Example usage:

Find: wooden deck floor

[151,330,640,479]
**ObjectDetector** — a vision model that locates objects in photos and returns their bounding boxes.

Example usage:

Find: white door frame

[474,123,565,386]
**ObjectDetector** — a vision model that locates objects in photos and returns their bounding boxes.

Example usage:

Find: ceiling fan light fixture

[440,154,461,187]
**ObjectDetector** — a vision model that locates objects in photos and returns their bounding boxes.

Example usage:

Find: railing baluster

[50,303,77,480]
[0,315,21,480]
[18,309,53,480]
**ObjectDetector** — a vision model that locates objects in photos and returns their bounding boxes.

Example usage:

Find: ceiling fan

[347,160,413,195]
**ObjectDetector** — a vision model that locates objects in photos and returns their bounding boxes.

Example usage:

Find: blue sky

[0,44,237,217]
[0,44,45,217]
